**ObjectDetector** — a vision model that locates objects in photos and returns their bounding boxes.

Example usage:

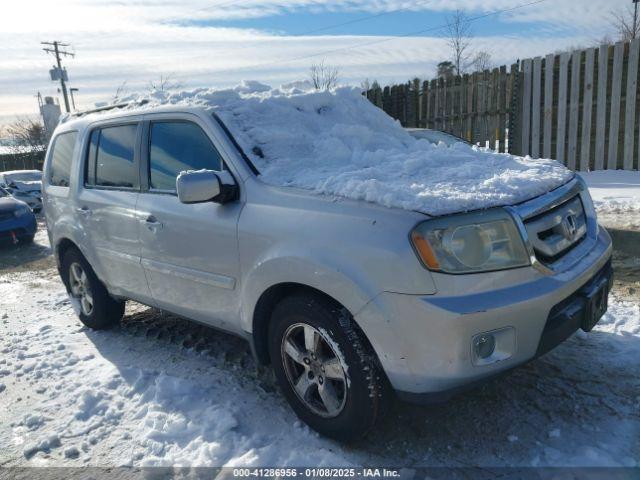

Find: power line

[193,0,252,14]
[172,0,548,81]
[292,0,439,37]
[42,41,75,113]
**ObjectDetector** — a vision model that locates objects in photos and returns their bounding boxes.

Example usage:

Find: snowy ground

[0,182,639,468]
[580,170,640,230]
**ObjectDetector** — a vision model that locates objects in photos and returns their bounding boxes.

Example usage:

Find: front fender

[239,246,380,333]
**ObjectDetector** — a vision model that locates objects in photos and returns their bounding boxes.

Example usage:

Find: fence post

[508,62,521,154]
[567,50,582,170]
[595,44,609,171]
[623,39,639,170]
[543,54,555,159]
[556,52,571,164]
[531,57,542,158]
[608,42,624,170]
[498,66,508,152]
[580,48,596,172]
[521,59,533,156]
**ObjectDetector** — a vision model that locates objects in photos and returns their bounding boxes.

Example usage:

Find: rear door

[76,120,152,303]
[136,114,243,332]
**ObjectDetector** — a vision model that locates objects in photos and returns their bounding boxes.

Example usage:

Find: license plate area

[581,276,611,332]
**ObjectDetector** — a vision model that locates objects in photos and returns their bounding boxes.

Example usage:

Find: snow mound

[122,82,573,215]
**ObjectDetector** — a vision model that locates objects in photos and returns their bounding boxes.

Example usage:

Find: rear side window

[149,121,223,191]
[86,124,138,189]
[49,131,78,187]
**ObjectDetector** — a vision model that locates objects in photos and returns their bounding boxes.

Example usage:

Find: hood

[0,196,28,214]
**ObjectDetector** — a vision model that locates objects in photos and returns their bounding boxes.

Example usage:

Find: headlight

[410,209,530,274]
[14,206,31,217]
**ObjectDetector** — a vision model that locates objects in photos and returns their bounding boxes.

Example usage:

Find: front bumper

[355,227,613,399]
[0,213,37,241]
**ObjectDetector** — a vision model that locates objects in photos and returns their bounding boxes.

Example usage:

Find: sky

[0,0,632,128]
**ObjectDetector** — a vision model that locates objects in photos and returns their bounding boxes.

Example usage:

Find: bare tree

[309,60,339,91]
[6,118,48,154]
[4,118,48,168]
[445,10,473,75]
[610,4,639,41]
[148,73,183,92]
[113,81,129,103]
[472,51,493,71]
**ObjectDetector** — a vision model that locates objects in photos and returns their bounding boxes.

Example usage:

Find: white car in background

[0,169,43,213]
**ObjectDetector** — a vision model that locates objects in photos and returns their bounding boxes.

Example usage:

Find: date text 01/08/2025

[232,468,401,477]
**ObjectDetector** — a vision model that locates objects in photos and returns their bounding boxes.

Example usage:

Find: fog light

[471,327,515,366]
[473,334,496,359]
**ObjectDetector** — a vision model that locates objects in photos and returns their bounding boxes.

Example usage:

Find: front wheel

[268,293,391,442]
[61,248,124,330]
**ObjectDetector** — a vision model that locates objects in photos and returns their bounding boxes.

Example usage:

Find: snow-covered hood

[122,82,574,216]
[8,180,41,193]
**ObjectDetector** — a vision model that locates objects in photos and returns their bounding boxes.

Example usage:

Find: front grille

[524,195,587,264]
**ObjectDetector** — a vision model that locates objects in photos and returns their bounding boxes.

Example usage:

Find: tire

[268,293,391,442]
[61,248,125,330]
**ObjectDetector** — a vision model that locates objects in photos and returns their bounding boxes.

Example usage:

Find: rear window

[49,132,77,187]
[86,124,138,189]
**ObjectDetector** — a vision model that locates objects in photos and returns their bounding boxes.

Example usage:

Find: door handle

[77,206,92,217]
[145,215,163,231]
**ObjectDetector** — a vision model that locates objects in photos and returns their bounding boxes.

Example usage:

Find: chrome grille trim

[524,196,587,260]
[509,176,600,274]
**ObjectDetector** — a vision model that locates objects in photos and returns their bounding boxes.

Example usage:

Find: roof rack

[67,99,150,119]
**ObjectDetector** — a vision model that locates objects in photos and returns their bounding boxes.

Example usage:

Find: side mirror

[176,170,237,204]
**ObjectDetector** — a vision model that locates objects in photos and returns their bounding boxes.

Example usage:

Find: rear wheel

[61,248,124,329]
[268,293,391,442]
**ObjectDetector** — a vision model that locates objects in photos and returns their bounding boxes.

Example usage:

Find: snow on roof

[122,81,574,216]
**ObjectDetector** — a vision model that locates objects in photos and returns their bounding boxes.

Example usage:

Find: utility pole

[634,0,639,39]
[41,41,75,113]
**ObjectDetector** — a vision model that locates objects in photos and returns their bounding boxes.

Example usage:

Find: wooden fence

[366,39,640,171]
[0,152,45,172]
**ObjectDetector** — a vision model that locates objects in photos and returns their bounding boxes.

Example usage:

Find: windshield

[407,129,470,147]
[5,171,42,183]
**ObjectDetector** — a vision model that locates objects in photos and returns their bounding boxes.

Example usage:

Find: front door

[137,116,243,332]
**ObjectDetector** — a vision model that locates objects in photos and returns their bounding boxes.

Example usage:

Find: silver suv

[43,105,613,441]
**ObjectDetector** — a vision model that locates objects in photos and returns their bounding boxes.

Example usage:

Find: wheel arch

[251,282,379,367]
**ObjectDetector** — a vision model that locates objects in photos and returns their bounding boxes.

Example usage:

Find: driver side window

[149,121,223,191]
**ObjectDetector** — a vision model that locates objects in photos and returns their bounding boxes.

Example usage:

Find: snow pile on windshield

[123,82,574,216]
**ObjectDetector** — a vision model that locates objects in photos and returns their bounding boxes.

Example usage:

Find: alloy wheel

[281,323,348,418]
[69,262,94,316]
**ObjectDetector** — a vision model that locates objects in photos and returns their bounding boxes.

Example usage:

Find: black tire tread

[268,292,392,442]
[61,248,124,330]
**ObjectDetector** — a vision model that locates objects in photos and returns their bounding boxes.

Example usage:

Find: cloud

[0,0,625,124]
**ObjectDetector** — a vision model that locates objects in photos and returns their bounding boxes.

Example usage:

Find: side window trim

[143,118,228,196]
[83,122,142,192]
